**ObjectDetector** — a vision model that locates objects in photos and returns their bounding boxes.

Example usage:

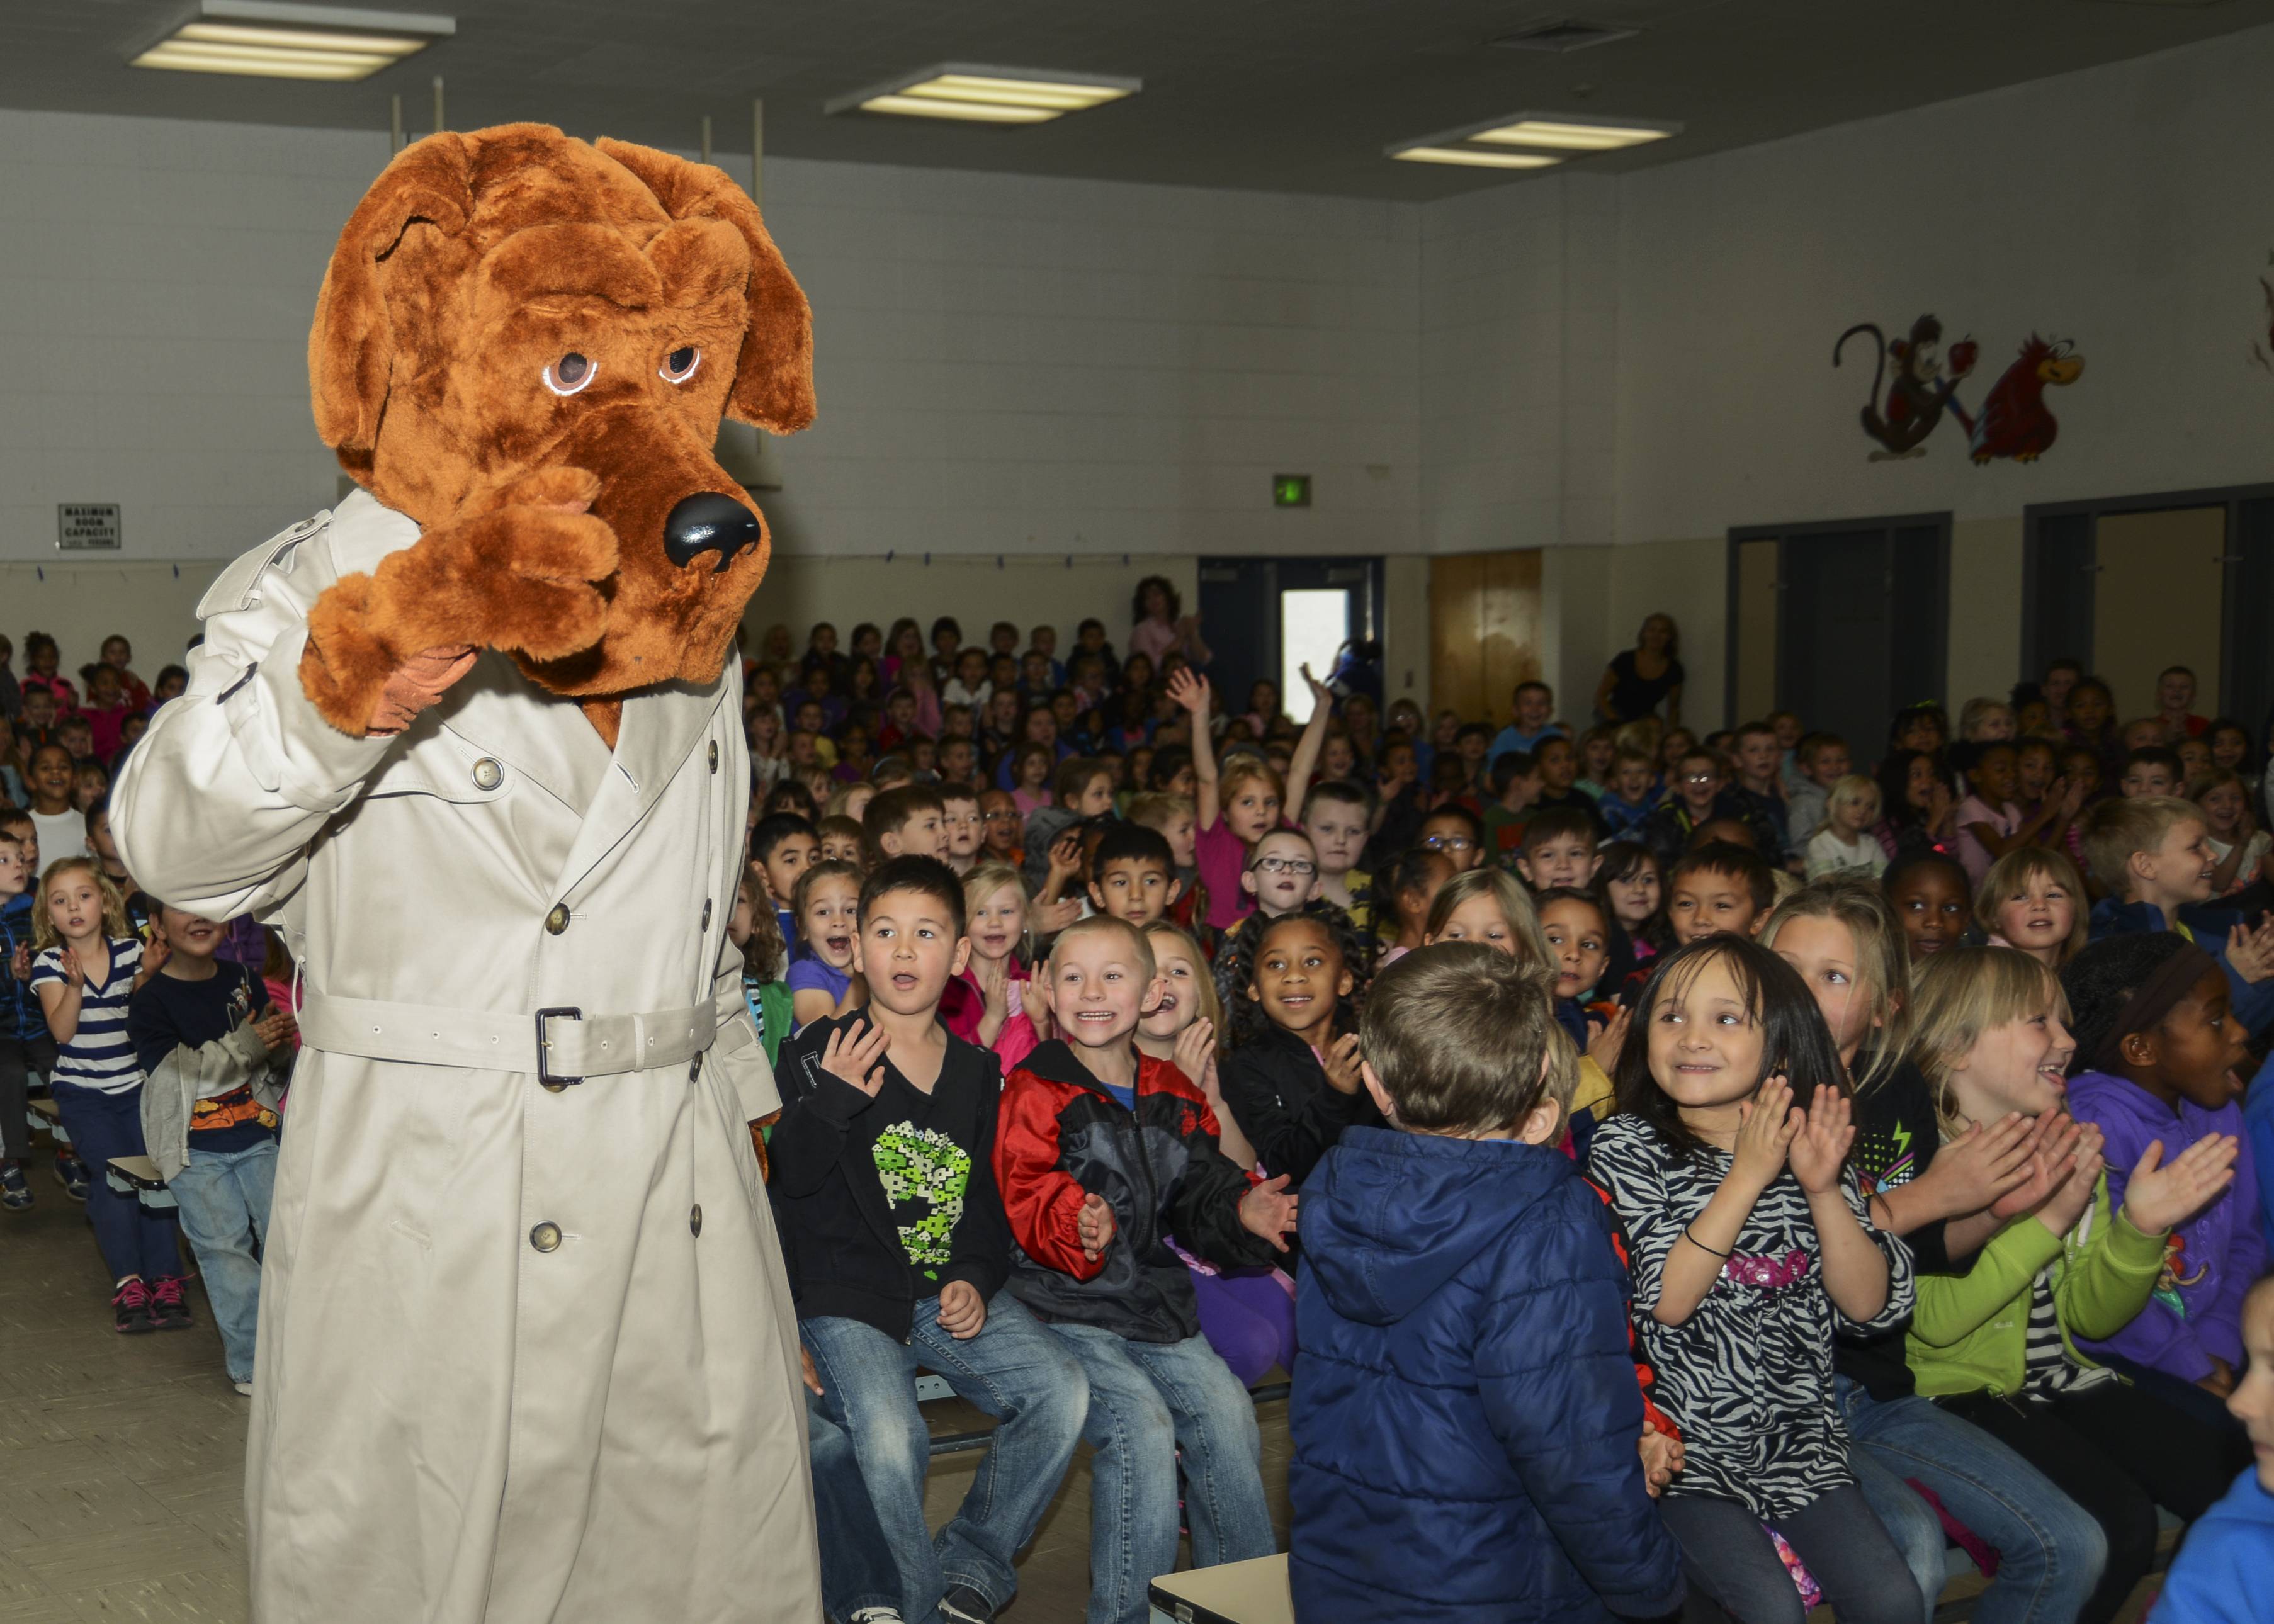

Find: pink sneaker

[112,1278,154,1334]
[148,1275,193,1331]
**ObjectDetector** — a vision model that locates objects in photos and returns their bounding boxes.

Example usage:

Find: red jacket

[996,1039,1277,1343]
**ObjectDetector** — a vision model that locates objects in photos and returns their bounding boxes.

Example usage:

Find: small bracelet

[1681,1224,1733,1259]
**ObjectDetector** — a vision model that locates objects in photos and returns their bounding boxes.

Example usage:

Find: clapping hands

[2223,915,2274,984]
[2121,1133,2239,1236]
[1730,1074,1801,1192]
[1785,1083,1855,1198]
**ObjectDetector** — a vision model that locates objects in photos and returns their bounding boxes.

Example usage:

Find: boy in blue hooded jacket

[1290,942,1686,1624]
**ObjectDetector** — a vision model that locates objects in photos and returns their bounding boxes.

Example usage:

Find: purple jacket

[2068,1070,2264,1380]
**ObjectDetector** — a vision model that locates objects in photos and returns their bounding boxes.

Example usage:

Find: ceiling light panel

[1387,109,1682,171]
[1472,116,1679,150]
[1390,147,1563,169]
[131,0,453,82]
[826,63,1141,124]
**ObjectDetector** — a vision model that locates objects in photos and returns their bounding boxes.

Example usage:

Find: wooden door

[1429,550,1542,726]
[2092,507,2225,719]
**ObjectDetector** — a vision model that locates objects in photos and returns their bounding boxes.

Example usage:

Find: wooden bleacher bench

[921,1377,1288,1459]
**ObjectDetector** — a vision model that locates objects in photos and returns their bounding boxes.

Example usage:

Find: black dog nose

[663,492,762,573]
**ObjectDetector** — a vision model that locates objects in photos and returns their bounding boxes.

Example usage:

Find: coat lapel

[550,674,728,902]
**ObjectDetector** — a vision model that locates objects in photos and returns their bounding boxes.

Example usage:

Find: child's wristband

[1680,1224,1731,1259]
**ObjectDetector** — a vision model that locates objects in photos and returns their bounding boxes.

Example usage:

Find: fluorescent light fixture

[132,0,453,81]
[1391,146,1563,169]
[1387,109,1681,170]
[827,63,1140,124]
[1472,115,1680,150]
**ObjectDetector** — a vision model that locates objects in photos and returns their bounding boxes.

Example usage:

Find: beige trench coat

[111,491,820,1624]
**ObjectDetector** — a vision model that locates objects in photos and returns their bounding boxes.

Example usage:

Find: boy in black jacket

[775,856,1087,1624]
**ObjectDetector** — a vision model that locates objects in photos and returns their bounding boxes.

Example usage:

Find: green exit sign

[1272,473,1311,508]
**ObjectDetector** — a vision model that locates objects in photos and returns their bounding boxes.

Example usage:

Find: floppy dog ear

[308,135,477,460]
[597,138,816,436]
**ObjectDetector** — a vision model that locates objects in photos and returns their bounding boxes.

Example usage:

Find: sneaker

[232,1381,254,1397]
[56,1152,88,1202]
[847,1611,903,1624]
[149,1276,194,1330]
[937,1586,995,1624]
[0,1163,30,1210]
[113,1278,154,1334]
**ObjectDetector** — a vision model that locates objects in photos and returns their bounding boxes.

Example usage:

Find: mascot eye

[544,354,596,396]
[660,346,701,384]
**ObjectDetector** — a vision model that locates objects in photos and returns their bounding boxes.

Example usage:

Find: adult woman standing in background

[1593,612,1684,725]
[1129,575,1211,668]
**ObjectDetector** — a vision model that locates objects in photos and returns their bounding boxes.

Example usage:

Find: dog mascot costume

[112,126,822,1623]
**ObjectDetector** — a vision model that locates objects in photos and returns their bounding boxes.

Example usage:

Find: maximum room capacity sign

[57,503,122,551]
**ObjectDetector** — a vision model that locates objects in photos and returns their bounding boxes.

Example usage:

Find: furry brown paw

[300,505,621,733]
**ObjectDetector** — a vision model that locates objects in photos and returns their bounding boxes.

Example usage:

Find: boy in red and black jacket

[996,914,1297,1624]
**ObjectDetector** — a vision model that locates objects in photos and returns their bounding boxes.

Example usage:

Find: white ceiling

[8,0,2271,199]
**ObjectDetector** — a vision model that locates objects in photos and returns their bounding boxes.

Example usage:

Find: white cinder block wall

[6,21,2274,721]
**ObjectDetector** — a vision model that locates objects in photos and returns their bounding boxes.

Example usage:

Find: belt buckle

[535,1006,584,1088]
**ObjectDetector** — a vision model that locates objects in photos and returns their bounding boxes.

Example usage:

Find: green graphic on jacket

[873,1121,971,1280]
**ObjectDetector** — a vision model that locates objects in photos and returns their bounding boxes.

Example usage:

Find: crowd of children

[12,606,2274,1622]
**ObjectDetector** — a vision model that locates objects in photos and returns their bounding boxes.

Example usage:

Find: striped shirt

[30,937,147,1094]
[2020,1266,2115,1399]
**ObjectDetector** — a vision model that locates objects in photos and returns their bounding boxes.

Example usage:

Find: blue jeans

[1837,1375,2105,1624]
[803,1292,1088,1621]
[1658,1482,1921,1624]
[48,1081,179,1283]
[1044,1322,1276,1624]
[808,1394,905,1621]
[166,1139,277,1383]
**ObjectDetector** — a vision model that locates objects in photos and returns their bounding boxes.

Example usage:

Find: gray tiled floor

[0,1160,1289,1623]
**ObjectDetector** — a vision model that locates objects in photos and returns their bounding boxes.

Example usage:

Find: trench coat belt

[298,993,717,1078]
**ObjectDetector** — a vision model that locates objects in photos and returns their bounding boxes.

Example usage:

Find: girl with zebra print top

[1591,936,1922,1624]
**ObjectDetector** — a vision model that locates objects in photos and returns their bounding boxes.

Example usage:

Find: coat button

[529,1221,562,1253]
[701,898,713,930]
[471,757,503,791]
[545,904,570,935]
[689,1204,703,1237]
[708,740,719,773]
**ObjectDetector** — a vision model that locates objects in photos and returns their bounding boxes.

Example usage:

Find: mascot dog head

[305,124,811,724]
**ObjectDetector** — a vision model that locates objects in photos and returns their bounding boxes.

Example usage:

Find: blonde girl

[1975,847,2088,967]
[1140,917,1296,1384]
[1422,869,1619,1120]
[951,860,1041,1068]
[1804,775,1886,881]
[1136,920,1247,1164]
[1420,868,1551,962]
[785,860,863,1032]
[28,856,183,1333]
[821,781,875,826]
[1959,697,2017,743]
[2190,766,2270,895]
[1906,945,2243,1624]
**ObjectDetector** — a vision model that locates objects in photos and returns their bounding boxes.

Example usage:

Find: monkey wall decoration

[1833,314,1979,460]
